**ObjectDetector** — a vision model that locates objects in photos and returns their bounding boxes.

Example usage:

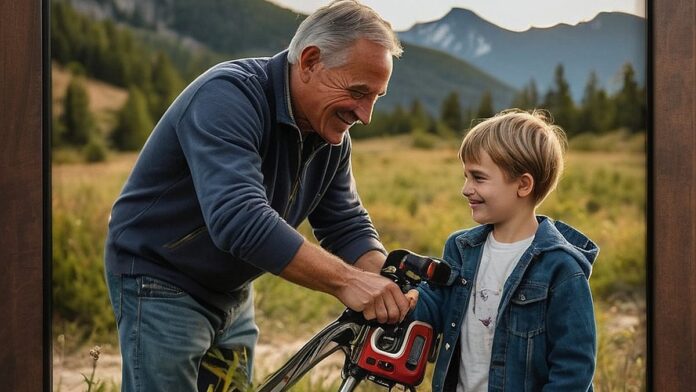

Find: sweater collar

[269,50,299,129]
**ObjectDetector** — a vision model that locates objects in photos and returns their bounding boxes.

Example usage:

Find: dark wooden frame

[0,0,693,390]
[0,0,51,390]
[649,0,696,388]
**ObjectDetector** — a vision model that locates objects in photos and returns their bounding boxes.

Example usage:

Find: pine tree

[441,91,463,133]
[476,91,495,119]
[61,76,95,146]
[149,52,185,121]
[614,63,645,133]
[579,72,615,134]
[389,104,411,135]
[111,87,155,151]
[461,107,475,131]
[512,79,539,110]
[408,99,430,133]
[543,64,577,135]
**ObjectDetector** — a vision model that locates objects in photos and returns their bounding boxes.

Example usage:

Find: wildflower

[84,345,102,392]
[89,345,101,362]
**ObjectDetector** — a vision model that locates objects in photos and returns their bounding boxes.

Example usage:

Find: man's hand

[335,268,413,324]
[279,240,415,324]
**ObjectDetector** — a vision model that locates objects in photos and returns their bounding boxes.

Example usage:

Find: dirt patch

[52,339,345,391]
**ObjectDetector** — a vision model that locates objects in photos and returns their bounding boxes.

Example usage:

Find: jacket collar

[457,216,598,264]
[269,50,298,129]
[456,215,599,278]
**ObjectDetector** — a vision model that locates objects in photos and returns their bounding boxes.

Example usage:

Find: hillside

[63,0,516,114]
[52,62,128,133]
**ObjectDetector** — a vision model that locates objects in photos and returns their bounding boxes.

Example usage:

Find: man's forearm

[278,239,411,324]
[279,239,353,295]
[353,250,387,274]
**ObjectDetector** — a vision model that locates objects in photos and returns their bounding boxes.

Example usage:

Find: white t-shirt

[457,232,534,392]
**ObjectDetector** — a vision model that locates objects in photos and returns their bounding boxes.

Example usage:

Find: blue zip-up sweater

[415,216,598,391]
[105,50,385,311]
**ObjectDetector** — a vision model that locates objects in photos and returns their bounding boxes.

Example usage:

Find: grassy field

[52,134,646,391]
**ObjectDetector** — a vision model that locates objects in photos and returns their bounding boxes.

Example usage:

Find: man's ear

[298,46,322,82]
[517,173,535,198]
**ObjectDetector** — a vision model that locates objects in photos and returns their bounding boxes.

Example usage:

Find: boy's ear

[517,173,535,198]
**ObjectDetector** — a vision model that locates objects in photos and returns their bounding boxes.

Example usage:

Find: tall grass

[53,132,645,390]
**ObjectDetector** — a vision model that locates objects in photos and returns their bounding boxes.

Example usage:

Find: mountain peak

[399,10,646,100]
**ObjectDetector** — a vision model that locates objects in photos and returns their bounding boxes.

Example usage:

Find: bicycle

[257,249,452,392]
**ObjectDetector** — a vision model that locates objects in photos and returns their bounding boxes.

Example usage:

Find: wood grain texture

[0,0,46,390]
[652,0,696,389]
[0,0,694,390]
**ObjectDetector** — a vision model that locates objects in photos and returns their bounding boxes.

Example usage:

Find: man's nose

[355,97,376,125]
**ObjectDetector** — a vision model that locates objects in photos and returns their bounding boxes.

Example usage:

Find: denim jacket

[415,216,599,391]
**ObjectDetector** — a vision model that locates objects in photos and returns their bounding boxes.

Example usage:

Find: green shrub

[411,131,436,149]
[111,87,154,151]
[83,137,108,163]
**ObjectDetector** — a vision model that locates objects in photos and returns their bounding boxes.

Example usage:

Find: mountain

[64,0,516,114]
[399,9,646,100]
[385,43,515,114]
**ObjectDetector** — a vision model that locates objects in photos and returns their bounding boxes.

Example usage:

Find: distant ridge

[66,0,517,113]
[399,9,646,100]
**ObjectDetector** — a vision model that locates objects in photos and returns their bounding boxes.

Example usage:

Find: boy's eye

[465,173,479,181]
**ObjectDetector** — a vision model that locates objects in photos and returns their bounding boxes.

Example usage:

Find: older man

[104,0,413,390]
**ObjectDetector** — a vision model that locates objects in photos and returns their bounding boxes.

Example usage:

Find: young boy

[413,109,599,391]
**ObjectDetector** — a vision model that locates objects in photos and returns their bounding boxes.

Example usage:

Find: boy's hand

[405,289,419,310]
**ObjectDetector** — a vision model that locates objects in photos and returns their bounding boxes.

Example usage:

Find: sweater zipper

[283,131,327,219]
[284,147,326,218]
[282,134,304,219]
[163,226,207,250]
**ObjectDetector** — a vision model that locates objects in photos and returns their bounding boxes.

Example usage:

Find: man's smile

[337,111,357,126]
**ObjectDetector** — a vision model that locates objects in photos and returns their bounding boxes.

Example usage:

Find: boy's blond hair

[459,109,567,206]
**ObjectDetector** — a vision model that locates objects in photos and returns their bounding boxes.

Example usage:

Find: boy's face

[461,150,530,226]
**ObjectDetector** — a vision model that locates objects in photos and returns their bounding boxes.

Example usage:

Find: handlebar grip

[383,249,453,289]
[399,253,431,278]
[400,252,452,286]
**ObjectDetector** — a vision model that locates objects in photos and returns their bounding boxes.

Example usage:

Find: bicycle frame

[257,249,452,392]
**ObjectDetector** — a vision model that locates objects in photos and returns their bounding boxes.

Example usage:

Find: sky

[266,0,646,32]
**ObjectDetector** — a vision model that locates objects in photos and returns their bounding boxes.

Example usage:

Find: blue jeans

[105,272,259,392]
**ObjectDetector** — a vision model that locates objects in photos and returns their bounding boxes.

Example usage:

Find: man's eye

[349,90,366,99]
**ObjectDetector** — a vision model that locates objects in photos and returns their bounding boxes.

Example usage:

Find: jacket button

[451,322,456,328]
[445,343,451,351]
[519,294,526,301]
[461,278,468,286]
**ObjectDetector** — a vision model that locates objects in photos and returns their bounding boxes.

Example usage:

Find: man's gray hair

[287,0,403,68]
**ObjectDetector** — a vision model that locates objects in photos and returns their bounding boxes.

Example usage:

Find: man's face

[299,39,393,145]
[461,150,526,226]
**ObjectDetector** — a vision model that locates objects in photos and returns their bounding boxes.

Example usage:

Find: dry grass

[52,135,646,391]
